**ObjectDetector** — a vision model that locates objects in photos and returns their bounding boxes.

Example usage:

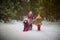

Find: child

[27,11,34,30]
[23,17,29,32]
[33,13,42,31]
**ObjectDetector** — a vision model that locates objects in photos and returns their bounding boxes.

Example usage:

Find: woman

[33,13,42,31]
[27,11,34,30]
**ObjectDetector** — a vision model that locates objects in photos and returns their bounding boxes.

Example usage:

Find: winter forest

[0,0,60,22]
[0,0,60,40]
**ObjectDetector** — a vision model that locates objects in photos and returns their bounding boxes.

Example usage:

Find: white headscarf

[29,11,32,14]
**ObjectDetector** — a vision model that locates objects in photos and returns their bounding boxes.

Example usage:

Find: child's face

[25,21,27,23]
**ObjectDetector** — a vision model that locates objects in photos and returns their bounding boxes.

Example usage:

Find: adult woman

[27,11,34,30]
[33,13,42,31]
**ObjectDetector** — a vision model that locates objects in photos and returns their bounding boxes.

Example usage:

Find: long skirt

[28,24,32,30]
[23,24,28,32]
[28,18,33,30]
[29,18,32,24]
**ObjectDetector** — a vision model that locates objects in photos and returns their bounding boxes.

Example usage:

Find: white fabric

[29,11,32,14]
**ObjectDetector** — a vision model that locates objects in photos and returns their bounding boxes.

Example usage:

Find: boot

[37,24,41,31]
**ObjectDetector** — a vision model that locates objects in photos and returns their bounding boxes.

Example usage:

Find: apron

[28,18,33,30]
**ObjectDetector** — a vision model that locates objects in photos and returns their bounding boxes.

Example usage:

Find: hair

[29,11,32,14]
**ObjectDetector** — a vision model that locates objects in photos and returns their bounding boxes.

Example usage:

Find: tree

[0,0,29,22]
[40,0,60,21]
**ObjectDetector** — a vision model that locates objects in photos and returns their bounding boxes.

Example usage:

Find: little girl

[23,17,29,32]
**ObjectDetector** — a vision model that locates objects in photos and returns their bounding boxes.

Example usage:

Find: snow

[0,20,60,40]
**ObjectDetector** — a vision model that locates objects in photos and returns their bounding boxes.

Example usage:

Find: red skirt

[23,25,28,32]
[37,24,41,31]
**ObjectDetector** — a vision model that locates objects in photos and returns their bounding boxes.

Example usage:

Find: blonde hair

[29,11,32,14]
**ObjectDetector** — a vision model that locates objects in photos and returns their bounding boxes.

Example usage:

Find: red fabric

[23,25,28,32]
[27,13,33,19]
[23,20,28,32]
[29,24,32,28]
[37,24,41,31]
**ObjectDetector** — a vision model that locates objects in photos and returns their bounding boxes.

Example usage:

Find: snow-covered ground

[0,20,60,40]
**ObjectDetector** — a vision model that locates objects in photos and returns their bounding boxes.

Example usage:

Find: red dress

[27,13,33,19]
[23,20,29,32]
[27,13,34,30]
